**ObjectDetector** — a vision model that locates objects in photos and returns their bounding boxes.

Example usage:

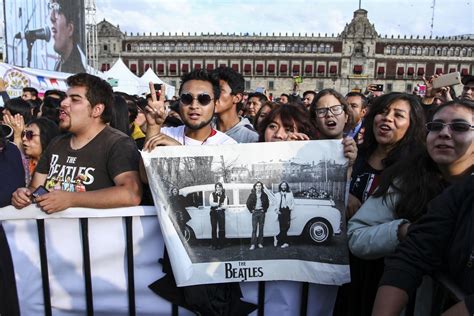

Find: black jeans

[277,207,291,244]
[210,209,225,247]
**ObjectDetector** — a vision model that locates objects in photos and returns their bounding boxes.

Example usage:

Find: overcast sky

[95,0,473,37]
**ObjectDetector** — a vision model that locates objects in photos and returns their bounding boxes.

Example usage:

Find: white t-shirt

[161,125,237,146]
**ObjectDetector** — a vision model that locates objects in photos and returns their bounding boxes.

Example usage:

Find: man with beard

[142,69,236,149]
[11,73,142,213]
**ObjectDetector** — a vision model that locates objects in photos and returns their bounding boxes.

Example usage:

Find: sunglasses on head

[21,130,40,140]
[179,93,213,106]
[426,121,474,133]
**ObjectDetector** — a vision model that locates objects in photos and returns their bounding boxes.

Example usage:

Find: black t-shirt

[349,153,383,203]
[36,126,139,192]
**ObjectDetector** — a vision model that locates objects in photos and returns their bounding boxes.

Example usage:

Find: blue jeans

[251,210,265,246]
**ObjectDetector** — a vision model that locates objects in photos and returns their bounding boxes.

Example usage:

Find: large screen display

[3,0,86,74]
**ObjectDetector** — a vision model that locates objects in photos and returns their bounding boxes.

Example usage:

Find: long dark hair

[27,117,60,154]
[278,181,291,192]
[4,97,33,123]
[111,94,131,135]
[258,103,316,141]
[360,92,426,168]
[373,100,473,221]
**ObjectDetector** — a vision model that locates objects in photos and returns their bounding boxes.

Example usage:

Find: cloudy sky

[95,0,473,37]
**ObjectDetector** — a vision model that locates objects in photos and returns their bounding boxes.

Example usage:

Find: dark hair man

[21,87,38,101]
[279,93,290,104]
[461,75,474,101]
[302,90,317,108]
[143,69,236,150]
[246,92,268,123]
[49,0,86,73]
[11,73,142,213]
[345,92,368,140]
[246,181,269,250]
[209,182,229,249]
[212,66,258,143]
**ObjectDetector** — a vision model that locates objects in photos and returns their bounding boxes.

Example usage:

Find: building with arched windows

[97,9,473,96]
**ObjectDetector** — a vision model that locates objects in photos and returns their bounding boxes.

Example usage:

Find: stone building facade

[97,9,473,96]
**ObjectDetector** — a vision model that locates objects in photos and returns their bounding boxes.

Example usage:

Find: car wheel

[306,218,332,244]
[183,225,195,243]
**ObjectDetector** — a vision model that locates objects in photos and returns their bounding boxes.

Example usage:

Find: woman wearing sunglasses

[21,117,60,184]
[346,100,473,314]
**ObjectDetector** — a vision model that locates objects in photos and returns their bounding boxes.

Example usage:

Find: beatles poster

[141,140,350,286]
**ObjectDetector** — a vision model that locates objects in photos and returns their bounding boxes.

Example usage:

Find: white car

[175,183,342,244]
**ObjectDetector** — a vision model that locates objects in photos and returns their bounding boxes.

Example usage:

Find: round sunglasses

[179,93,213,106]
[21,130,40,140]
[426,121,474,133]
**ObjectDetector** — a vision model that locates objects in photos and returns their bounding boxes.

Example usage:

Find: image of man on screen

[49,0,86,74]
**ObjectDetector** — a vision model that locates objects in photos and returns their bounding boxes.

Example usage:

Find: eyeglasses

[21,130,40,140]
[48,2,62,16]
[180,93,213,106]
[426,122,474,133]
[315,105,344,117]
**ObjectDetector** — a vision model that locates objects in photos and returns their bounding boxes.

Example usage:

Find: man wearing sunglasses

[11,73,142,213]
[49,0,86,74]
[143,69,236,150]
[212,66,258,143]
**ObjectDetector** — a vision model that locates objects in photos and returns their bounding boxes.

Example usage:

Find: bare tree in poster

[181,156,214,186]
[217,155,240,183]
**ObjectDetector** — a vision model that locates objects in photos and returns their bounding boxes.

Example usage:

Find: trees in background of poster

[141,140,350,286]
[4,0,86,73]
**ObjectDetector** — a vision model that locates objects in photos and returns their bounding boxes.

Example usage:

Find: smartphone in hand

[432,72,461,89]
[31,185,49,202]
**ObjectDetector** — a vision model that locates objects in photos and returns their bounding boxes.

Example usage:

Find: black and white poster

[141,140,350,286]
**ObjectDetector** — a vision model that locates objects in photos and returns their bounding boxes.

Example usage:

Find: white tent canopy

[104,58,147,96]
[140,67,176,99]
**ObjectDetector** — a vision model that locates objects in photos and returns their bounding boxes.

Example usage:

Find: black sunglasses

[21,130,40,140]
[426,122,474,133]
[180,93,213,106]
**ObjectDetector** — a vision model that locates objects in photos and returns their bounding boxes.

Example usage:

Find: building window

[268,81,274,90]
[280,44,286,52]
[406,83,413,93]
[325,44,331,53]
[171,80,177,88]
[176,43,182,52]
[183,43,188,52]
[145,43,150,51]
[216,43,221,52]
[196,43,201,52]
[391,46,397,54]
[126,44,131,51]
[245,80,251,90]
[158,43,163,52]
[411,47,416,55]
[235,43,240,52]
[317,81,324,91]
[385,46,391,54]
[103,44,108,51]
[151,43,156,51]
[203,43,208,52]
[386,83,393,92]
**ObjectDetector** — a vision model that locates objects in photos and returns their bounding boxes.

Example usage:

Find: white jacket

[347,187,409,260]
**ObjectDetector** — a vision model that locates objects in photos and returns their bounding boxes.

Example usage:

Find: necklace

[182,127,215,145]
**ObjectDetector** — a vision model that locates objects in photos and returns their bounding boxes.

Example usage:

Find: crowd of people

[0,66,472,315]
